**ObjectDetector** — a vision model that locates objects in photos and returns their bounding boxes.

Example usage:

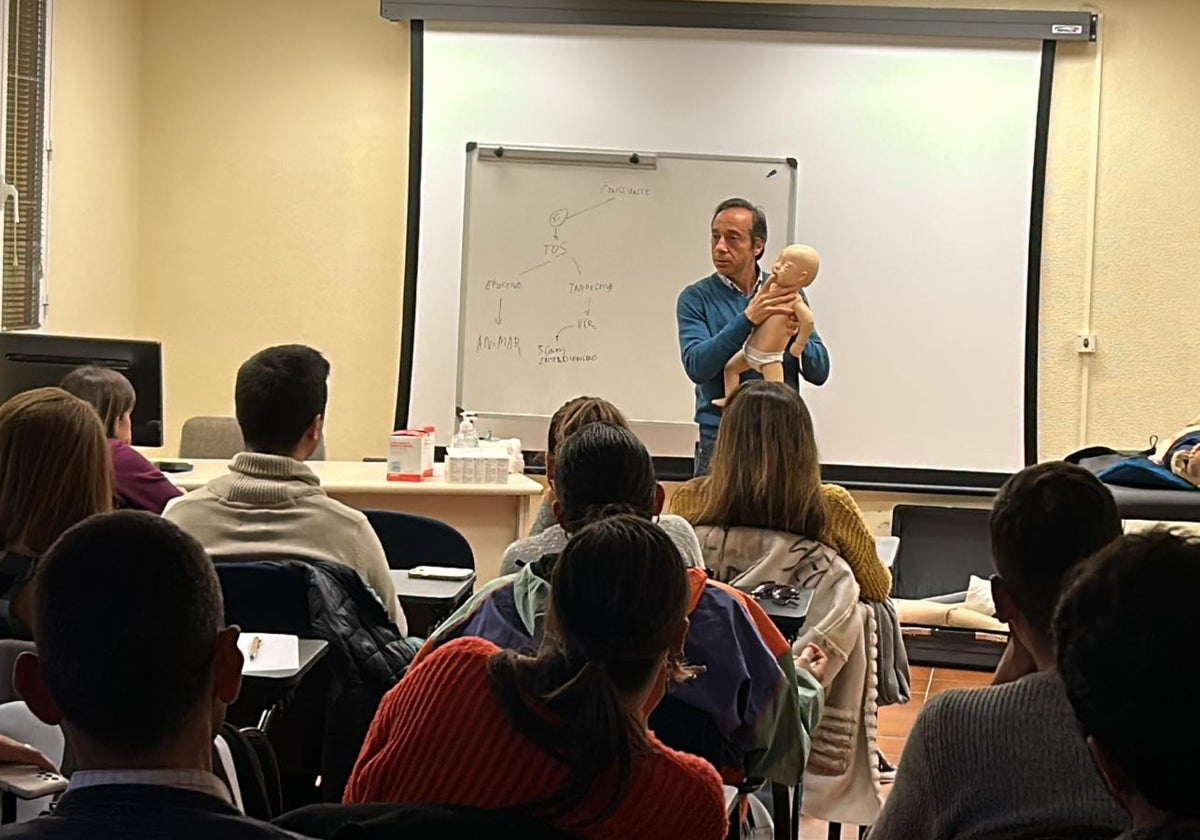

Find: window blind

[2,0,48,331]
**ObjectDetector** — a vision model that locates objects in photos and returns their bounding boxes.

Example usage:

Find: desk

[169,460,543,585]
[752,589,814,643]
[236,639,329,732]
[390,570,475,637]
[241,638,329,682]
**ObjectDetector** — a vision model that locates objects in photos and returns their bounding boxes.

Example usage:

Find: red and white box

[387,430,426,482]
[421,425,435,478]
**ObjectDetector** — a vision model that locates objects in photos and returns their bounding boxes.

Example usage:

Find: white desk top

[165,459,543,497]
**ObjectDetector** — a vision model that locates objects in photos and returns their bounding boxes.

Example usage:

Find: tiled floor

[798,665,995,839]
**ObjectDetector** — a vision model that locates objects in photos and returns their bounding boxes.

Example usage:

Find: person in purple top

[60,366,183,514]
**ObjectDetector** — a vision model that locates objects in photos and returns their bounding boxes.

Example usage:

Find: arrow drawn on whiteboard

[571,257,582,276]
[555,323,576,342]
[519,260,552,277]
[565,197,616,222]
[494,297,503,325]
[585,297,591,316]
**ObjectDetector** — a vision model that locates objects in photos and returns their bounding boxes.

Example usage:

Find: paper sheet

[238,632,300,673]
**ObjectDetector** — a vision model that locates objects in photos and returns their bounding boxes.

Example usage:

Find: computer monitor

[0,334,164,447]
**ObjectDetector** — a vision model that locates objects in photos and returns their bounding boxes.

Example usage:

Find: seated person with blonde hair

[0,388,113,639]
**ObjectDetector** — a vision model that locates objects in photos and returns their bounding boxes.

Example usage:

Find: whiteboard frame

[454,143,799,434]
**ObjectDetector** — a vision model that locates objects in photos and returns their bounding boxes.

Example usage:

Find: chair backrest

[363,510,474,571]
[215,561,314,635]
[179,416,325,461]
[179,416,245,460]
[890,505,994,600]
[274,802,579,839]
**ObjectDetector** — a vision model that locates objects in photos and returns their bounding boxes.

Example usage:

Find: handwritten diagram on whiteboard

[457,145,796,426]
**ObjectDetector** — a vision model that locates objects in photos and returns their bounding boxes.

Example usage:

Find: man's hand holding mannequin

[745,280,799,326]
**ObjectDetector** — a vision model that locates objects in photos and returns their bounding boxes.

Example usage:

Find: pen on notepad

[248,636,262,662]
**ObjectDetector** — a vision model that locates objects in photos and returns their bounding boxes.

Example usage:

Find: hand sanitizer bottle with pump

[451,412,479,449]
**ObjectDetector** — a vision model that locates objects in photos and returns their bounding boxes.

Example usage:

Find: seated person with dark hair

[166,345,404,633]
[344,515,728,839]
[3,511,307,840]
[870,462,1128,839]
[415,422,824,789]
[1056,530,1200,840]
[59,365,182,514]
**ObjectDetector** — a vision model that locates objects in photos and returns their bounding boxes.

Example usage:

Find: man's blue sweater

[676,270,830,435]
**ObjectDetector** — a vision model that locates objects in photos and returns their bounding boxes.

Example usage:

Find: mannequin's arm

[783,292,830,385]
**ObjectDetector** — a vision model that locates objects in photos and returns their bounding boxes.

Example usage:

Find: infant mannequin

[713,244,820,408]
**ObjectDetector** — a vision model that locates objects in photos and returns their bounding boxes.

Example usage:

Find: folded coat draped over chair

[694,526,884,827]
[216,559,416,801]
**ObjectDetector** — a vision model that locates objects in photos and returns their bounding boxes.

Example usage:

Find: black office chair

[363,509,474,571]
[217,562,312,640]
[276,802,578,839]
[216,561,330,810]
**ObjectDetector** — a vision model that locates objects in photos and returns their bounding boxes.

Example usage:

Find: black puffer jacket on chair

[216,558,416,804]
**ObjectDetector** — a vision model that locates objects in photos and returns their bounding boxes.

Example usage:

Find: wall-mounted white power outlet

[1075,333,1098,354]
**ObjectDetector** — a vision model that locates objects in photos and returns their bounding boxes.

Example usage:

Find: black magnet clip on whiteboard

[493,146,505,158]
[629,153,640,165]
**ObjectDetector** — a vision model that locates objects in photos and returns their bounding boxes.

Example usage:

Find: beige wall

[136,0,409,460]
[41,1,1200,490]
[44,0,142,337]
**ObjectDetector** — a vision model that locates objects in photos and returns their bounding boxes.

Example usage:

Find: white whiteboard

[458,148,795,433]
[411,24,1042,472]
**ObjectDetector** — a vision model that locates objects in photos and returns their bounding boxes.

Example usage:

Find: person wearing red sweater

[345,515,729,840]
[60,366,182,514]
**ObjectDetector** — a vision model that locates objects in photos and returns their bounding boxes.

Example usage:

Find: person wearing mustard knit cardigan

[668,385,891,602]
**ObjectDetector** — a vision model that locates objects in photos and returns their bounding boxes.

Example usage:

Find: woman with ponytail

[409,423,825,794]
[344,515,728,839]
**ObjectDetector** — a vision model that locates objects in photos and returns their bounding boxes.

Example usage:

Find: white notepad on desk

[238,632,300,673]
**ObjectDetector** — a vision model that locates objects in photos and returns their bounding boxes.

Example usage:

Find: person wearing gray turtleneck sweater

[164,345,405,634]
[869,462,1129,840]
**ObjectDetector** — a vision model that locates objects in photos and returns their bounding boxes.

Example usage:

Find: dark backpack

[213,723,283,821]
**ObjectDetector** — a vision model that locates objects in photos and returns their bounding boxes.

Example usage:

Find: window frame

[0,0,52,332]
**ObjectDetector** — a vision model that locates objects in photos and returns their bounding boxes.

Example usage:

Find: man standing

[676,198,830,476]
